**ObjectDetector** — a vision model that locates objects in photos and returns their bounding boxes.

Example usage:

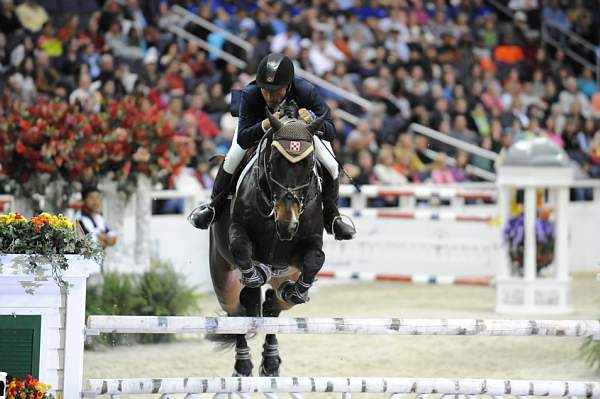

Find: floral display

[503,208,555,275]
[0,212,103,289]
[5,375,54,399]
[0,97,189,212]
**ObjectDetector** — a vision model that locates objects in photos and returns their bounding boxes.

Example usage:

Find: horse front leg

[233,286,262,377]
[259,285,293,377]
[277,244,325,305]
[229,222,271,288]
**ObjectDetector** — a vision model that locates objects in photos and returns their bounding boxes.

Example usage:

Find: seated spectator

[184,94,220,139]
[15,0,47,34]
[395,133,426,174]
[353,149,376,185]
[578,69,596,99]
[75,186,117,249]
[0,0,21,37]
[450,150,472,182]
[37,22,62,58]
[430,153,455,184]
[374,145,407,185]
[57,14,79,44]
[588,131,600,177]
[450,115,479,146]
[559,77,591,118]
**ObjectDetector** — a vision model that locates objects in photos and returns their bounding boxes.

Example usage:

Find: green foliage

[0,212,103,290]
[86,258,201,347]
[581,336,600,373]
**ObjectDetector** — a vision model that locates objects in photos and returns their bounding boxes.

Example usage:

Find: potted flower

[503,207,555,276]
[5,375,54,399]
[0,212,102,291]
[0,213,101,397]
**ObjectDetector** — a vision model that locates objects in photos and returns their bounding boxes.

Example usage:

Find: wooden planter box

[0,255,99,398]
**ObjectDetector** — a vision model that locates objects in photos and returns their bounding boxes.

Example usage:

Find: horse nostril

[289,221,298,232]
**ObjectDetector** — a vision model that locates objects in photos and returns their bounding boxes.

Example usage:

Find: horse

[208,106,327,377]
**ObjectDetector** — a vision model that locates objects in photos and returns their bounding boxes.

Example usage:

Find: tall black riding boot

[322,171,356,240]
[188,165,233,229]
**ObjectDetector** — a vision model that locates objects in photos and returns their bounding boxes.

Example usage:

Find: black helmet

[256,53,294,91]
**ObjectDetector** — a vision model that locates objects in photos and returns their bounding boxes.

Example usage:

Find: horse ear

[266,107,283,132]
[306,111,328,135]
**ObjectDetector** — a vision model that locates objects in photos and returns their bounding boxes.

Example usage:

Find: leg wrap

[277,279,312,305]
[235,346,252,361]
[240,260,272,288]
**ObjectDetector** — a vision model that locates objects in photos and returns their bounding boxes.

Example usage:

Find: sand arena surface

[84,273,599,398]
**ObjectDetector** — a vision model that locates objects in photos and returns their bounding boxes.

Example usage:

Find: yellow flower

[2,212,28,224]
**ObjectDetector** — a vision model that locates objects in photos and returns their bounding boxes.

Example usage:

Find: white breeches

[223,127,339,179]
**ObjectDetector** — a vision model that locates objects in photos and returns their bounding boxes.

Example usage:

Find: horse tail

[206,287,262,350]
[205,308,256,351]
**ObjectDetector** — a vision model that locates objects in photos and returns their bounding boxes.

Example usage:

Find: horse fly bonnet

[271,120,314,164]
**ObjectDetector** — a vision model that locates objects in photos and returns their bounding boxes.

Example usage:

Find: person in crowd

[75,186,117,249]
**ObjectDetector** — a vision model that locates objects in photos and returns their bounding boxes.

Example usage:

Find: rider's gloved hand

[298,108,314,124]
[262,111,282,131]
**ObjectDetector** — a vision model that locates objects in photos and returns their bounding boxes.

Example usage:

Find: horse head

[265,108,326,241]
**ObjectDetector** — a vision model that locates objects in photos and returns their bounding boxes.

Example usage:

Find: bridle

[256,119,317,240]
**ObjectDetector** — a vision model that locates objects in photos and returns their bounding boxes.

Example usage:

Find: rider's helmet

[256,53,294,91]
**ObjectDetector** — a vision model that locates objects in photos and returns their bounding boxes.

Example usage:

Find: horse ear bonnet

[272,121,314,164]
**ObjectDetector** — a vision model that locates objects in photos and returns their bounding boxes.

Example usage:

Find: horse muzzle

[274,199,301,241]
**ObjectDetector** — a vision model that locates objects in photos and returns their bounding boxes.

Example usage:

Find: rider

[189,53,356,240]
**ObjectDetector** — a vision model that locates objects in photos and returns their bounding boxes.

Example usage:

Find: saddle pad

[235,150,259,197]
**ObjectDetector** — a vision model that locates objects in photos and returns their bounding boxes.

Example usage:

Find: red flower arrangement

[0,97,189,209]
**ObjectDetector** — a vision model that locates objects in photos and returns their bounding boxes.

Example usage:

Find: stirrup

[331,214,356,238]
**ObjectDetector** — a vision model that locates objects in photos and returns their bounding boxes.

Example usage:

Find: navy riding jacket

[234,77,336,150]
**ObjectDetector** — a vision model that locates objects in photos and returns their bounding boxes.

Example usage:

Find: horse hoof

[259,356,282,377]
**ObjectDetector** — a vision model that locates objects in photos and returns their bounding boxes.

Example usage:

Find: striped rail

[85,317,600,337]
[84,377,600,398]
[316,271,494,286]
[339,185,497,201]
[341,209,494,222]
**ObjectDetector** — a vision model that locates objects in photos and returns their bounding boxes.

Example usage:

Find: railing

[542,19,599,86]
[168,5,374,113]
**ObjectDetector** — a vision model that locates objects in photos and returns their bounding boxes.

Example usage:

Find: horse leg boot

[233,335,253,377]
[188,164,233,229]
[230,223,271,288]
[321,170,356,240]
[278,247,325,305]
[260,289,283,376]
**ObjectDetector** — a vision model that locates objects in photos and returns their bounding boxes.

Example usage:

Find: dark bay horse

[209,108,327,377]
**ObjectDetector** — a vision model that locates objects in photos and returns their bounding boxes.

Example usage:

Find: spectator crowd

[1,0,600,197]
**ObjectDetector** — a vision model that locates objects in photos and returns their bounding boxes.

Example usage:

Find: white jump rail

[86,316,600,337]
[84,377,600,398]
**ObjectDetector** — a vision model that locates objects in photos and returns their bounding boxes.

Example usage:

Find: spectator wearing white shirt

[384,29,410,63]
[308,33,345,76]
[75,187,117,250]
[270,30,300,57]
